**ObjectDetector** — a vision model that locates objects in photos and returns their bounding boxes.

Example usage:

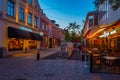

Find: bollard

[89,54,93,73]
[37,51,40,60]
[82,54,85,61]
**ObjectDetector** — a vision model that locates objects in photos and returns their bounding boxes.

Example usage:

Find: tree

[64,22,81,41]
[64,29,70,41]
[66,22,80,32]
[93,0,120,11]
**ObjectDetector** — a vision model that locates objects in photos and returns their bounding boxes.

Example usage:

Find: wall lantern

[40,32,44,36]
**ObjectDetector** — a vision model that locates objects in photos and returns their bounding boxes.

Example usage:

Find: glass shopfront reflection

[8,38,37,51]
[8,38,23,51]
[28,40,37,49]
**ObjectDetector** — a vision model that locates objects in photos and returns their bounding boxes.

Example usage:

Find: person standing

[66,41,73,57]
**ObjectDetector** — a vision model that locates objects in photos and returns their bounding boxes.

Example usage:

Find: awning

[84,29,91,37]
[8,27,43,41]
[88,19,120,39]
[29,32,43,41]
[8,27,31,39]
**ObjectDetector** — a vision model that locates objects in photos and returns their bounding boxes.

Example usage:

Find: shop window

[28,40,37,49]
[8,38,23,51]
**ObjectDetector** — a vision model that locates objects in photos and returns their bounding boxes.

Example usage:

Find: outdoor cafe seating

[90,48,120,74]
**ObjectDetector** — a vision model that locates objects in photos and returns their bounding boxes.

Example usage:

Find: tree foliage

[93,0,120,11]
[64,22,81,42]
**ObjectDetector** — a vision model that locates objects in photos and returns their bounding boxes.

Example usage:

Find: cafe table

[104,56,118,60]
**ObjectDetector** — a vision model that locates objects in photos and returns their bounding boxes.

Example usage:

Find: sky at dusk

[38,0,95,30]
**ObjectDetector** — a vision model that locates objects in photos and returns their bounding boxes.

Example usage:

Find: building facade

[83,0,120,51]
[0,0,64,57]
[83,11,98,47]
[40,13,50,49]
[0,0,43,57]
[40,14,64,49]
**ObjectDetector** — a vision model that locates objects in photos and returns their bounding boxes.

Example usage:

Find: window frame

[19,7,24,21]
[28,12,32,25]
[7,0,15,17]
[42,22,44,30]
[34,16,38,27]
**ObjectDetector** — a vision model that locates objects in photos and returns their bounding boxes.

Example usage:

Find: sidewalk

[9,47,61,59]
[40,47,60,59]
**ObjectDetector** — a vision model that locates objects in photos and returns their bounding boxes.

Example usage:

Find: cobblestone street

[0,48,120,80]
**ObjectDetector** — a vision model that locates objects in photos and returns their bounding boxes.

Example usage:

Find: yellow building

[0,0,43,57]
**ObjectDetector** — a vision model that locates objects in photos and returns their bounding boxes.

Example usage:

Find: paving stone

[0,47,120,80]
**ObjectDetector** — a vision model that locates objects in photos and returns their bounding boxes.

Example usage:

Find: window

[46,25,48,31]
[7,0,14,17]
[28,13,32,25]
[42,22,44,30]
[19,7,24,21]
[8,38,23,51]
[27,0,32,5]
[89,16,93,27]
[34,16,38,27]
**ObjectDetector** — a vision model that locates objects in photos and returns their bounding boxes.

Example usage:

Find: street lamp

[37,32,44,60]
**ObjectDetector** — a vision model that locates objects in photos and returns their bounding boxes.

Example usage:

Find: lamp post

[37,32,44,60]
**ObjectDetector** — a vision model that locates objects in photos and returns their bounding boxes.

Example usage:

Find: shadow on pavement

[41,51,81,60]
[41,52,59,59]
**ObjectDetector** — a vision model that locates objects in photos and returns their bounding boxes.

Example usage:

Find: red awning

[84,29,91,37]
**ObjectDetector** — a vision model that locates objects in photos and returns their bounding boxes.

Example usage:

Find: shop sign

[104,32,109,37]
[99,35,104,38]
[110,30,116,35]
[100,30,116,38]
[20,26,32,32]
[100,32,109,38]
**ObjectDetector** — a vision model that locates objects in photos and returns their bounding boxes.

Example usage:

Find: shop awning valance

[29,32,43,41]
[8,27,43,41]
[84,29,91,37]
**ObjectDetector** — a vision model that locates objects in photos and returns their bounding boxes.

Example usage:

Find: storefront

[89,20,120,74]
[0,26,43,57]
[8,26,42,48]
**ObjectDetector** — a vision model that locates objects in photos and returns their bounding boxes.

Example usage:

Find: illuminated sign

[20,26,32,32]
[100,30,116,38]
[104,32,109,37]
[110,30,116,35]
